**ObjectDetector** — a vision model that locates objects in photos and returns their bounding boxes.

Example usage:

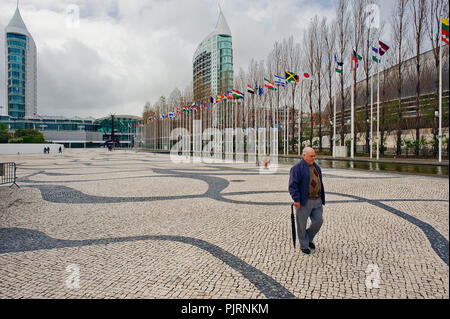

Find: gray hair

[302,147,315,156]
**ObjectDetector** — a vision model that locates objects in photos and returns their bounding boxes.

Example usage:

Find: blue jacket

[289,159,325,206]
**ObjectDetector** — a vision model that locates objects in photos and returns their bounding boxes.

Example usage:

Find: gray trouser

[296,198,323,249]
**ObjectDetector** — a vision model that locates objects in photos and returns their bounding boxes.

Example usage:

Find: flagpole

[201,103,203,152]
[287,97,289,155]
[298,82,302,156]
[377,50,380,161]
[439,18,443,163]
[351,54,355,159]
[284,96,286,156]
[255,89,258,161]
[370,64,373,159]
[333,80,336,158]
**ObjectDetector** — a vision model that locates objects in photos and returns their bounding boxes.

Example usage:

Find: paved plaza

[0,149,448,299]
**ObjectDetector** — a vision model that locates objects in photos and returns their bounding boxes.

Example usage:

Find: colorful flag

[301,72,312,80]
[378,40,390,56]
[232,89,244,99]
[258,87,264,96]
[274,74,288,86]
[372,47,380,63]
[33,112,43,119]
[443,18,449,45]
[351,50,362,70]
[285,71,299,83]
[334,54,343,73]
[264,77,277,90]
[247,84,255,94]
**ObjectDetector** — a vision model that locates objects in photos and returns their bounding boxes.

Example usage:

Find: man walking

[288,147,325,255]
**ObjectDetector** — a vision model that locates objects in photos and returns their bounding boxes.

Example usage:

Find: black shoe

[301,248,311,255]
[309,242,316,249]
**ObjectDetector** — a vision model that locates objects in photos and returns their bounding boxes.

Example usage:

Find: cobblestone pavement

[0,149,448,299]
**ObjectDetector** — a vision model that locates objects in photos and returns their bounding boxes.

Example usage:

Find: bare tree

[305,20,316,147]
[426,0,449,156]
[350,0,365,154]
[267,41,283,152]
[143,101,152,115]
[391,0,410,155]
[312,17,325,152]
[247,59,259,130]
[323,17,337,154]
[283,36,301,153]
[336,0,350,146]
[410,0,428,156]
[361,0,382,154]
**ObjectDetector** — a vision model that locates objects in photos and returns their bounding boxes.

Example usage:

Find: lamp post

[435,110,439,158]
[331,120,335,158]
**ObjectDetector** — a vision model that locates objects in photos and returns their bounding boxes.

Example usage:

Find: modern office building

[4,6,37,118]
[0,114,141,148]
[193,7,233,102]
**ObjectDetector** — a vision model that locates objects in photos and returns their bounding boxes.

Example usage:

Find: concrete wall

[0,143,64,155]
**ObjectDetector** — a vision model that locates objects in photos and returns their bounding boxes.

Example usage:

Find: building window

[221,48,232,56]
[7,33,27,40]
[7,40,26,48]
[221,56,232,63]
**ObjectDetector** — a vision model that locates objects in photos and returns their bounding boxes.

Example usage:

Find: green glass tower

[193,7,233,103]
[4,6,37,118]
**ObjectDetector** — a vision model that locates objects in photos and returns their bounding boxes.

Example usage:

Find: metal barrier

[0,162,19,188]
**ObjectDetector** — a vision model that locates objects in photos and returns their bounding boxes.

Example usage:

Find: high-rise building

[4,6,37,118]
[0,21,6,116]
[193,7,233,103]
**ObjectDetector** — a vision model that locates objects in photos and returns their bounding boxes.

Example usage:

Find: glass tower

[193,7,233,102]
[5,7,37,118]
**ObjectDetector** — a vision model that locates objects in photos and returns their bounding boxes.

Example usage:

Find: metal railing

[0,162,19,188]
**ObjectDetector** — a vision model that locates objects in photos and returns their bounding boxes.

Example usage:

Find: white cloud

[0,0,358,118]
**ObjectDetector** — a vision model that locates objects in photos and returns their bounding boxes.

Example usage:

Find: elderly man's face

[302,149,316,165]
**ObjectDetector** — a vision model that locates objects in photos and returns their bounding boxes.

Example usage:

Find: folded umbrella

[291,203,296,248]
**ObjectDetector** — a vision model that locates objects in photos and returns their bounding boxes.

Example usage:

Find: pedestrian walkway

[0,149,448,298]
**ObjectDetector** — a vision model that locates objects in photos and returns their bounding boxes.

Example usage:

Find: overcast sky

[0,0,395,119]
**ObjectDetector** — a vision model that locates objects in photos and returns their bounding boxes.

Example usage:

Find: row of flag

[245,71,312,96]
[333,40,391,74]
[139,19,449,128]
[334,16,448,72]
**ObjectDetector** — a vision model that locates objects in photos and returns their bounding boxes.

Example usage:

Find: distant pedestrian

[288,147,326,255]
[43,147,46,154]
[59,146,62,153]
